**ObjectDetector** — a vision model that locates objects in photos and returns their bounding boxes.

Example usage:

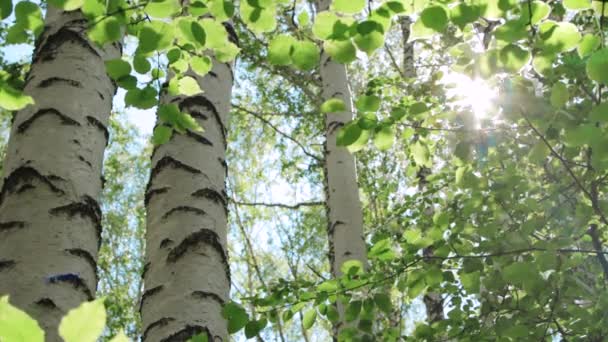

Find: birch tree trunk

[0,8,119,341]
[140,28,236,342]
[315,0,367,336]
[399,16,415,78]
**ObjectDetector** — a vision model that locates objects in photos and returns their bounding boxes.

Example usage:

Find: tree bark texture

[0,7,119,341]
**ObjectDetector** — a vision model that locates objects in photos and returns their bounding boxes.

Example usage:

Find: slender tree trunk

[315,0,367,336]
[399,16,415,78]
[0,8,119,341]
[140,27,237,342]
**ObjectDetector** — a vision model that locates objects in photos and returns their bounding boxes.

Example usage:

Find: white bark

[315,0,367,336]
[399,16,415,78]
[0,8,119,341]
[140,30,236,342]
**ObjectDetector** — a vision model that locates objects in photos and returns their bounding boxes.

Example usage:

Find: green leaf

[209,0,235,21]
[108,331,130,342]
[48,0,84,11]
[353,20,385,54]
[291,40,320,70]
[215,42,240,62]
[88,16,122,45]
[240,0,276,32]
[590,103,608,122]
[373,125,394,150]
[324,39,357,64]
[337,121,362,147]
[222,302,249,334]
[345,300,362,322]
[460,271,481,293]
[268,35,295,66]
[14,1,43,34]
[190,56,212,76]
[178,76,202,96]
[520,1,550,25]
[332,0,365,13]
[539,21,581,53]
[355,95,381,112]
[302,309,317,329]
[1,0,12,19]
[105,59,132,80]
[59,298,106,342]
[420,5,449,32]
[578,34,600,58]
[144,0,180,18]
[494,20,527,43]
[563,0,591,10]
[321,98,346,113]
[297,11,309,26]
[358,113,377,129]
[550,82,569,108]
[188,333,209,342]
[340,259,364,275]
[374,293,391,314]
[244,319,266,339]
[152,125,173,145]
[124,86,157,109]
[411,141,430,167]
[498,44,530,72]
[450,3,480,29]
[133,55,151,74]
[200,18,226,49]
[137,20,174,54]
[586,49,608,85]
[0,83,34,111]
[0,296,44,342]
[312,11,339,39]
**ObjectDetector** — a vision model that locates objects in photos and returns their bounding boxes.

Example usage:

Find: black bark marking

[17,108,80,134]
[150,156,202,180]
[49,196,102,248]
[327,121,344,135]
[86,116,109,143]
[0,167,65,204]
[328,220,345,236]
[159,325,212,342]
[192,290,225,306]
[185,131,213,146]
[16,184,35,193]
[142,317,175,342]
[178,96,226,144]
[140,285,163,312]
[191,188,227,207]
[65,248,96,274]
[38,77,82,88]
[35,298,58,310]
[0,260,16,271]
[160,238,174,249]
[188,110,208,121]
[162,206,206,220]
[223,22,239,47]
[142,261,150,280]
[0,221,25,232]
[78,155,92,168]
[166,229,230,282]
[34,26,100,63]
[46,273,93,300]
[145,187,170,206]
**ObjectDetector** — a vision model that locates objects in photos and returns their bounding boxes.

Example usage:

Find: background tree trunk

[0,7,119,341]
[315,0,368,337]
[140,31,236,341]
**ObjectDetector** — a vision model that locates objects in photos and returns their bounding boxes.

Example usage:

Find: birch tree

[139,24,237,342]
[315,0,367,336]
[0,6,119,340]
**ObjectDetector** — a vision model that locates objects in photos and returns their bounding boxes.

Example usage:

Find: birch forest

[0,0,608,341]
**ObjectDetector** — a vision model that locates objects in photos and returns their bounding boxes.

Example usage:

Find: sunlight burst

[442,72,499,127]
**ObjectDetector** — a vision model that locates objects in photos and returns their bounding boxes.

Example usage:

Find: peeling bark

[141,27,235,341]
[315,0,368,337]
[0,7,119,341]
